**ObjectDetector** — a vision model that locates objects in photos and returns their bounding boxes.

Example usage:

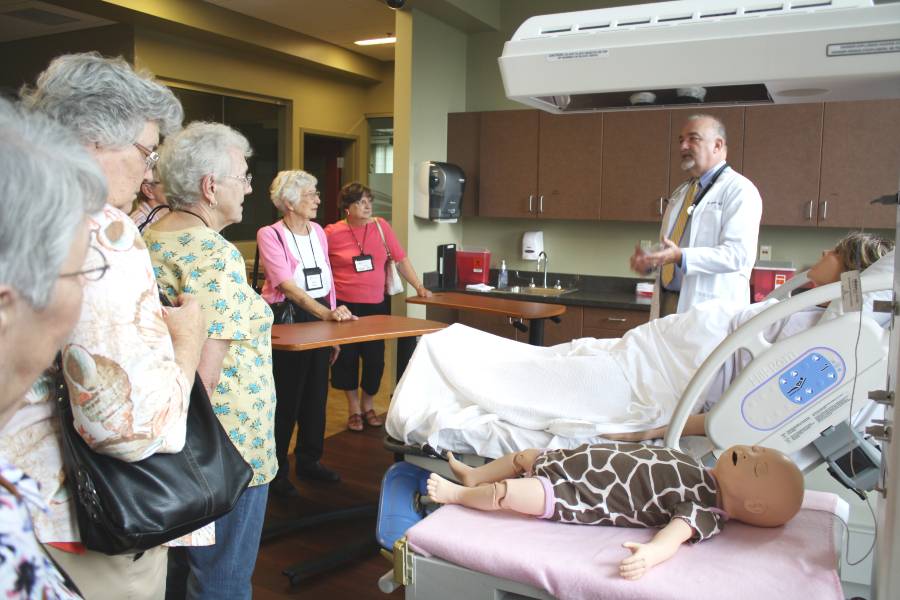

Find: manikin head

[712,445,804,527]
[807,231,893,286]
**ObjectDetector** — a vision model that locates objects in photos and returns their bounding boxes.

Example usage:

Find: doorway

[302,132,357,227]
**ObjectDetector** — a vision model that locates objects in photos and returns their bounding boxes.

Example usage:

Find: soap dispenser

[498,260,509,289]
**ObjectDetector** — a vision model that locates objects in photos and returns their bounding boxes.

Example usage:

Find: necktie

[661,179,698,287]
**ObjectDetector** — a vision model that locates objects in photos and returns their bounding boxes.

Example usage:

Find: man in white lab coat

[631,114,762,319]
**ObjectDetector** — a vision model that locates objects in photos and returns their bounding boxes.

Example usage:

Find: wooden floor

[253,349,400,599]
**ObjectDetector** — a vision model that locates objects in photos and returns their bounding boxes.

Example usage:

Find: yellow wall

[134,27,393,185]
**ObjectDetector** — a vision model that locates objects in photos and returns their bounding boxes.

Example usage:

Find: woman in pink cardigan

[257,170,355,496]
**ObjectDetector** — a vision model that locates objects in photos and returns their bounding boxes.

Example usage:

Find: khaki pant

[46,544,167,600]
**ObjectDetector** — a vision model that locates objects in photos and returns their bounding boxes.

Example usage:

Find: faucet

[538,251,549,288]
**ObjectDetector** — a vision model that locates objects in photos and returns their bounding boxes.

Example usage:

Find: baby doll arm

[619,518,693,580]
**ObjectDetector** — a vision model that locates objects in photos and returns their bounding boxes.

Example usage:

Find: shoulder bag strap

[373,218,393,260]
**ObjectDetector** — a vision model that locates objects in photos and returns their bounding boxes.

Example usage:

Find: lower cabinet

[437,304,650,346]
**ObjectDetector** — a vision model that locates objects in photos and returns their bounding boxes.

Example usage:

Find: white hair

[158,121,253,209]
[0,98,106,308]
[269,170,318,213]
[686,113,727,144]
[19,52,183,148]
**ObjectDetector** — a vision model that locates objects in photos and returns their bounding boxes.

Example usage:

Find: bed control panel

[741,347,846,431]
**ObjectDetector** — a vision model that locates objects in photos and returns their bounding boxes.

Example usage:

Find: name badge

[303,266,324,291]
[353,254,374,273]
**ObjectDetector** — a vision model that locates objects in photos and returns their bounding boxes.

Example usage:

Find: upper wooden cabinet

[450,100,900,229]
[743,104,824,227]
[667,107,745,193]
[537,112,604,220]
[819,100,900,229]
[447,112,481,218]
[478,110,539,218]
[600,110,671,222]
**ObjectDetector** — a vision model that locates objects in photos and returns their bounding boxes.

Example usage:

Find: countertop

[423,269,653,312]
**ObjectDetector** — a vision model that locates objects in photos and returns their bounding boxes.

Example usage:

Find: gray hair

[270,170,318,213]
[0,98,106,308]
[158,121,252,209]
[686,113,727,144]
[19,52,183,148]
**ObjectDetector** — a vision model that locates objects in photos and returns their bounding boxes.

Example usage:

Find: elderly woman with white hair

[144,121,275,599]
[0,98,105,599]
[5,53,207,599]
[257,170,355,496]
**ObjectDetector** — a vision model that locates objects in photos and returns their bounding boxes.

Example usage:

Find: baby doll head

[713,445,804,527]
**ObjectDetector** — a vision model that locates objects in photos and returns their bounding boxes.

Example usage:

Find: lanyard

[285,222,318,269]
[686,163,729,216]
[346,220,370,254]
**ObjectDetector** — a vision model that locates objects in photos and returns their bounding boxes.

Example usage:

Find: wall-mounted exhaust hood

[499,0,900,113]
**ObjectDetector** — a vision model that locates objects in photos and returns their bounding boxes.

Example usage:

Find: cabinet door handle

[807,200,814,221]
[528,195,534,213]
[607,317,627,323]
[538,195,544,213]
[821,200,828,220]
[659,197,665,216]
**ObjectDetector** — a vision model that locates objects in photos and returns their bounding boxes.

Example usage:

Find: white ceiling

[204,0,398,61]
[0,0,398,61]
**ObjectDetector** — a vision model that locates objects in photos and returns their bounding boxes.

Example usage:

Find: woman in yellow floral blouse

[144,122,274,600]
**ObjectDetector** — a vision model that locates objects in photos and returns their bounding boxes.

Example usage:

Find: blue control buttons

[779,352,838,404]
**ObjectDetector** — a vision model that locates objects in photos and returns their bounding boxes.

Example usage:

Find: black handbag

[254,224,298,325]
[54,333,253,555]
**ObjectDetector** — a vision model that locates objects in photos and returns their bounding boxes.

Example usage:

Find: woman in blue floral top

[144,122,275,600]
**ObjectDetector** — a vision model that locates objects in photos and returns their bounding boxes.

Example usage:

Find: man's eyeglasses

[133,142,160,171]
[225,174,253,187]
[59,245,109,282]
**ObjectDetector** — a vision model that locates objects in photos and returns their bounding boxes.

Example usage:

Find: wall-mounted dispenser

[415,161,465,223]
[522,231,544,261]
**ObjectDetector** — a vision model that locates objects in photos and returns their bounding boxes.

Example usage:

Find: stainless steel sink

[491,286,577,297]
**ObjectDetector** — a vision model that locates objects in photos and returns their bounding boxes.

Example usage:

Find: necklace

[175,208,210,228]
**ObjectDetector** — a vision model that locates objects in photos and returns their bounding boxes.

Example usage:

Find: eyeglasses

[225,174,253,187]
[301,190,321,198]
[354,196,372,205]
[133,142,160,171]
[59,245,109,282]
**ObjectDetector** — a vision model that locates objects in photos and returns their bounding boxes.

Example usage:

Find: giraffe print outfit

[532,442,726,542]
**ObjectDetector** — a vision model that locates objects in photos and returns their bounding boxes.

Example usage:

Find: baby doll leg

[447,450,542,487]
[427,473,546,516]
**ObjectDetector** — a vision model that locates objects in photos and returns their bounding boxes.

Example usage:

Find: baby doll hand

[619,542,658,580]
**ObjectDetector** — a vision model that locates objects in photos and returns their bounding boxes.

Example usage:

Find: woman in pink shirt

[325,182,431,432]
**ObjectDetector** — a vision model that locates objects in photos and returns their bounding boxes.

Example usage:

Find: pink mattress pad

[406,490,845,600]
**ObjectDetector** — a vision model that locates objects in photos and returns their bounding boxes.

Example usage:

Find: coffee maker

[436,243,457,289]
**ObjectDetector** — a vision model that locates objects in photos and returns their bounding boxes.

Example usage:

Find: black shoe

[269,476,300,498]
[295,461,341,483]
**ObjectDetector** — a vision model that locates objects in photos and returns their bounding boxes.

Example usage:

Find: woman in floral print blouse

[145,122,275,600]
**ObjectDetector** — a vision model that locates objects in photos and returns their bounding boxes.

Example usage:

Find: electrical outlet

[759,245,772,261]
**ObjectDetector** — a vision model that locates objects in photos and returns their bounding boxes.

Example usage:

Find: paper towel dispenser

[415,161,466,222]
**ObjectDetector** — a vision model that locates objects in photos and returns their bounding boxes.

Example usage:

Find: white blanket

[387,299,746,458]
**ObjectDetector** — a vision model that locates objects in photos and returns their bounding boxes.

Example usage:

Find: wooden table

[407,291,565,345]
[271,314,448,351]
[265,314,446,584]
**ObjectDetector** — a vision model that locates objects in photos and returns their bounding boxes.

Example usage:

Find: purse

[374,218,405,295]
[254,225,298,324]
[54,301,253,555]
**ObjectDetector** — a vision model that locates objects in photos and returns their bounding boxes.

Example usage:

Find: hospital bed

[374,263,892,599]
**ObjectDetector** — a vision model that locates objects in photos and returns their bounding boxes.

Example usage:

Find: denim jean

[167,484,269,600]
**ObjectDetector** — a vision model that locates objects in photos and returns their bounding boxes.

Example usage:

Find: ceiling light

[354,36,396,46]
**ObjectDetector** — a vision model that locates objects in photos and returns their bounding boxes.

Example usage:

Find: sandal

[347,413,364,432]
[363,409,384,428]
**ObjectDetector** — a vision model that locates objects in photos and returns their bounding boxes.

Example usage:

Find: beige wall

[396,9,468,317]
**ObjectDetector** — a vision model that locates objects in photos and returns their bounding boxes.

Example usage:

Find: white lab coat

[651,166,762,319]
